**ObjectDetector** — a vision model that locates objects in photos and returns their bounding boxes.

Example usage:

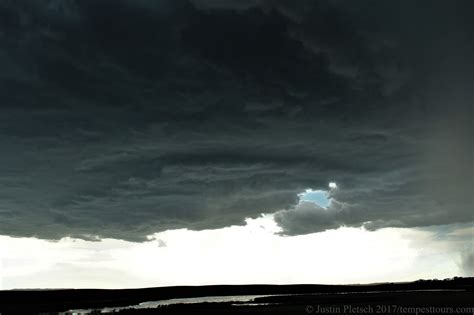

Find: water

[64,294,274,314]
[62,289,464,314]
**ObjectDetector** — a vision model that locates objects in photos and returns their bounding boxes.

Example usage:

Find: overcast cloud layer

[0,0,472,241]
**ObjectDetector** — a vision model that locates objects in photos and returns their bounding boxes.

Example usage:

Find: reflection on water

[63,294,273,314]
[62,289,464,314]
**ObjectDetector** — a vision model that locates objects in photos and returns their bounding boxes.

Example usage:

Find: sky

[0,0,473,289]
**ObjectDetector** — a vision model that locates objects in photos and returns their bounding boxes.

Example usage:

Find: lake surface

[62,289,466,314]
[64,294,275,314]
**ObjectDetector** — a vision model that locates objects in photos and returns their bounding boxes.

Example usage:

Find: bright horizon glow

[0,217,468,289]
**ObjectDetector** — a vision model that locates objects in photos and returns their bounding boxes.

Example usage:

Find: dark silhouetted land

[0,277,473,314]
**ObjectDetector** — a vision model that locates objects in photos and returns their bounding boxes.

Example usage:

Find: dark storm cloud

[0,0,472,241]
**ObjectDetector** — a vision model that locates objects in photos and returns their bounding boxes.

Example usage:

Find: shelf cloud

[0,0,472,241]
